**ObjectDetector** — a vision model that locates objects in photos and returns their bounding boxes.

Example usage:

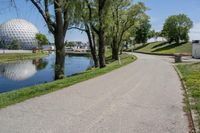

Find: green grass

[0,53,136,109]
[177,63,200,131]
[133,41,192,55]
[0,52,48,63]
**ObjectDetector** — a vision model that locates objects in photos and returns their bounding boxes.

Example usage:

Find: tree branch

[86,0,99,34]
[68,26,86,32]
[63,1,69,36]
[30,0,55,34]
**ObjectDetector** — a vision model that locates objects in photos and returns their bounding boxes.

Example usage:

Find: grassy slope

[0,52,48,63]
[177,63,200,131]
[134,41,192,55]
[0,53,136,109]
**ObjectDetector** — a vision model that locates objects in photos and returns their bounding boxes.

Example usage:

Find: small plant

[35,33,49,48]
[8,39,21,50]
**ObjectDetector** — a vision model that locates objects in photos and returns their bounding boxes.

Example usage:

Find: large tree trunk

[54,31,65,80]
[98,31,106,68]
[98,0,106,68]
[31,0,67,80]
[111,38,119,60]
[54,0,65,80]
[85,25,99,67]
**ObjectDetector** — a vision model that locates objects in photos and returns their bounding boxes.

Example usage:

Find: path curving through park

[0,53,189,133]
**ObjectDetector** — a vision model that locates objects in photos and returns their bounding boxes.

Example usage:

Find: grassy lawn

[0,52,48,63]
[0,53,136,109]
[133,41,192,55]
[177,63,200,131]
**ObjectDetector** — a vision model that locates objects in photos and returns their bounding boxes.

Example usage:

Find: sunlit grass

[177,63,200,131]
[0,52,48,63]
[132,41,192,55]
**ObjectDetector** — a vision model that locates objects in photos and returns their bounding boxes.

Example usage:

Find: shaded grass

[133,41,192,55]
[177,63,200,131]
[0,52,48,63]
[0,53,136,109]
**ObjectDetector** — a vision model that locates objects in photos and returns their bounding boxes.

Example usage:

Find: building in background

[192,40,200,59]
[0,19,39,50]
[147,37,167,43]
[65,41,90,52]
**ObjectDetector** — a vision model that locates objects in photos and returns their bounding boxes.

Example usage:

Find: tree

[33,59,48,70]
[67,41,76,48]
[35,33,49,47]
[86,0,111,68]
[0,39,5,49]
[68,1,99,67]
[162,14,193,44]
[8,39,21,50]
[109,1,148,60]
[148,30,155,39]
[30,0,77,79]
[135,17,151,44]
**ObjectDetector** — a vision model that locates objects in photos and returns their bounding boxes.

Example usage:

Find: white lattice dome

[0,19,39,50]
[0,60,37,81]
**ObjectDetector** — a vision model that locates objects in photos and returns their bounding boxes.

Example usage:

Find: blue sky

[0,0,200,42]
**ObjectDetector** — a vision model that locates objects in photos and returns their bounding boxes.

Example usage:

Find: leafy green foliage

[34,59,48,70]
[35,33,49,46]
[7,40,21,50]
[66,41,76,48]
[30,0,81,79]
[108,0,148,59]
[148,30,161,39]
[135,18,151,44]
[162,14,193,44]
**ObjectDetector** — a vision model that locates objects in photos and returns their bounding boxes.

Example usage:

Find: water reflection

[0,61,37,81]
[0,53,93,93]
[34,59,48,71]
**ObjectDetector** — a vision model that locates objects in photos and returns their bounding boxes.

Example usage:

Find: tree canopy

[108,0,148,59]
[6,0,150,78]
[35,33,49,46]
[162,14,193,44]
[135,17,151,44]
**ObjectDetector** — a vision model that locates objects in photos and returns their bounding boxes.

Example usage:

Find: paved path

[0,50,32,54]
[0,53,189,133]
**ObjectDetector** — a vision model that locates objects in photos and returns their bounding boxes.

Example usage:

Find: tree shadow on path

[152,42,168,49]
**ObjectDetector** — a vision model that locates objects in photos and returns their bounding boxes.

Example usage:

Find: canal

[0,53,93,93]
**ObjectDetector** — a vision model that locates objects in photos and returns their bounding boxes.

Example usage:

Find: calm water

[0,53,93,93]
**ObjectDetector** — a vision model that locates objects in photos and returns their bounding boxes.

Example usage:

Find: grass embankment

[0,53,136,109]
[132,41,192,55]
[0,52,48,63]
[177,63,200,131]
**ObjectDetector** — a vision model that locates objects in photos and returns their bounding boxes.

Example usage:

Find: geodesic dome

[0,19,39,50]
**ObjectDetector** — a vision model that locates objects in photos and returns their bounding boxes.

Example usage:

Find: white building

[147,37,167,43]
[192,40,200,59]
[0,19,39,50]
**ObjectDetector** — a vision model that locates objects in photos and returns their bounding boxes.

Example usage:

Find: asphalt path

[0,53,189,133]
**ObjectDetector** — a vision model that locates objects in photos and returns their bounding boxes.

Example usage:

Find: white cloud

[189,22,200,40]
